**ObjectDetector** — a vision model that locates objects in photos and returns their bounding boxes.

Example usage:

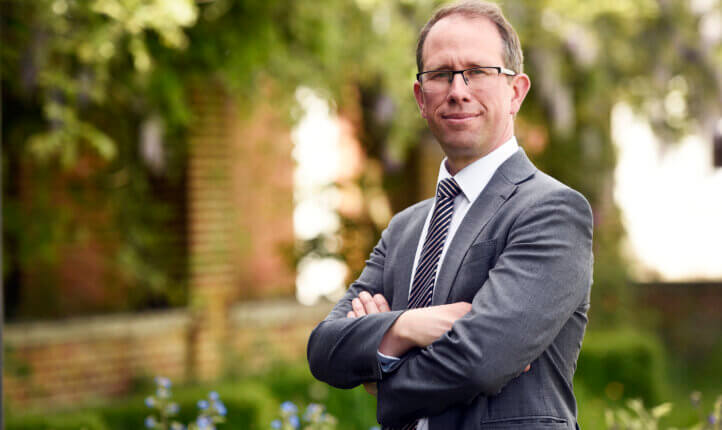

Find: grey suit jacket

[307,149,593,429]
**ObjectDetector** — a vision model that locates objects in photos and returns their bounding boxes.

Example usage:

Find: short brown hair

[416,0,524,74]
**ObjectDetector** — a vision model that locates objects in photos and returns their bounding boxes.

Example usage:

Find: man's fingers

[347,311,355,318]
[352,298,366,316]
[373,294,390,312]
[524,364,531,372]
[359,291,380,314]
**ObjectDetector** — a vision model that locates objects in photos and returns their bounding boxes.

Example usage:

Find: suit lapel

[432,149,536,306]
[391,200,432,311]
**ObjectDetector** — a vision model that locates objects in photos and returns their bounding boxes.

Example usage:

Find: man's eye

[428,72,450,81]
[468,68,490,77]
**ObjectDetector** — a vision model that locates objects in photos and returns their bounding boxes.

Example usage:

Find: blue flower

[198,400,210,410]
[281,401,298,414]
[289,415,300,429]
[196,416,212,429]
[155,376,172,389]
[270,420,282,429]
[209,391,220,401]
[145,396,156,408]
[710,415,718,424]
[145,416,157,429]
[214,400,227,416]
[165,402,179,415]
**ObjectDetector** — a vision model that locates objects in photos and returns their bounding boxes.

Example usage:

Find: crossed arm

[346,292,528,396]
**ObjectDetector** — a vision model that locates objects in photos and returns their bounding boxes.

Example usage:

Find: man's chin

[438,138,482,155]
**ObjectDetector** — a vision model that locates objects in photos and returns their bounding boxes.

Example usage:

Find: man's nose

[446,73,471,103]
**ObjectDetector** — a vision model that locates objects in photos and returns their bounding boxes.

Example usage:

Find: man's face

[414,15,530,173]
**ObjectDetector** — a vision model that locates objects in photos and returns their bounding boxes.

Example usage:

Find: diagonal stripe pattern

[408,177,462,310]
[398,177,462,430]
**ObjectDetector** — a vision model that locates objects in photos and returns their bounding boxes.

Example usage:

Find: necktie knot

[437,177,462,199]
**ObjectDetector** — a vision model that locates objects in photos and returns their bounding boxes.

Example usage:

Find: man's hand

[379,302,472,356]
[347,291,390,318]
[345,292,388,398]
[345,292,473,356]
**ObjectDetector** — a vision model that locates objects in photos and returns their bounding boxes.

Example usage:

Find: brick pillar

[187,82,235,381]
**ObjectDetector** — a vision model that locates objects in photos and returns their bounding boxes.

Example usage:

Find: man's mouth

[441,112,480,124]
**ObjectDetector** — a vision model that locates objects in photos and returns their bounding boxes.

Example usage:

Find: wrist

[395,311,417,347]
[379,312,415,355]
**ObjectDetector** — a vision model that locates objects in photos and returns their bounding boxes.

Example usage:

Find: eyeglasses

[416,66,516,93]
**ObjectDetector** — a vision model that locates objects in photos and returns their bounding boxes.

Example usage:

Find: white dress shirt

[378,137,520,430]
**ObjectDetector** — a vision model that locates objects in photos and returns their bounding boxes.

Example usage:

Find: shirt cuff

[377,350,402,373]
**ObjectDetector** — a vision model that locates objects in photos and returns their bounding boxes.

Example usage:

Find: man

[307,1,593,429]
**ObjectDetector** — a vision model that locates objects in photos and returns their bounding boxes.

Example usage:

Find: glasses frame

[416,66,517,89]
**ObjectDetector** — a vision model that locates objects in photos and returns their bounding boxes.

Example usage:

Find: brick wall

[3,299,333,412]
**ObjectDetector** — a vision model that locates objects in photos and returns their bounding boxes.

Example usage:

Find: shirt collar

[437,136,519,203]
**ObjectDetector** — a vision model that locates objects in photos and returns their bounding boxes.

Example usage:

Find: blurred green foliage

[5,344,721,430]
[578,329,669,405]
[4,362,377,430]
[603,395,722,430]
[2,0,720,320]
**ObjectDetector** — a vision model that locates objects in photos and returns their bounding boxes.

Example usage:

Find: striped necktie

[400,178,462,430]
[408,177,463,309]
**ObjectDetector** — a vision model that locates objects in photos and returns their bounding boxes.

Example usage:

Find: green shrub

[5,411,109,430]
[6,381,277,430]
[575,382,610,430]
[577,329,668,405]
[250,361,377,429]
[5,365,378,430]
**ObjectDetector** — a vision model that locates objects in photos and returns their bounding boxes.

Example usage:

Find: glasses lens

[464,68,494,87]
[421,71,451,93]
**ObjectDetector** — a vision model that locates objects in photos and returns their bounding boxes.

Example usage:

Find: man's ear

[509,73,531,115]
[413,81,428,119]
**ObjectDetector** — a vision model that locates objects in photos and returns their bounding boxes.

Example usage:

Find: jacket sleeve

[307,223,406,389]
[376,189,594,426]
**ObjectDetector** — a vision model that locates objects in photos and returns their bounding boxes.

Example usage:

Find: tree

[2,0,719,323]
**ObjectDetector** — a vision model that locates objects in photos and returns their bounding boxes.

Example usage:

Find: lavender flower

[281,401,298,414]
[196,416,212,430]
[289,415,300,429]
[155,376,172,389]
[145,416,157,429]
[214,400,227,417]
